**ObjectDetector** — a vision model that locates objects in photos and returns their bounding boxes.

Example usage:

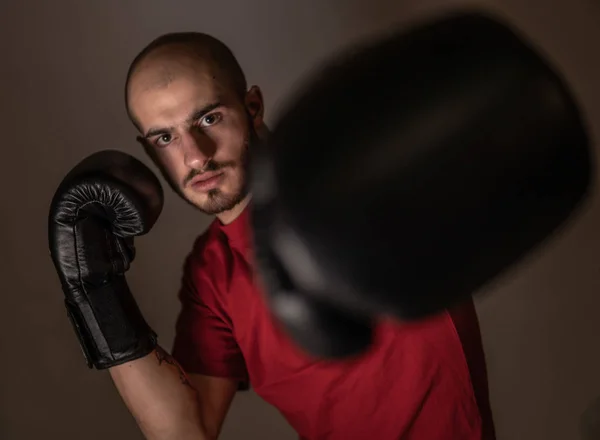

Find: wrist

[64,277,158,370]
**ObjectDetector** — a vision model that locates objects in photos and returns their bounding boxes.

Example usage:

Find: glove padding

[48,149,163,369]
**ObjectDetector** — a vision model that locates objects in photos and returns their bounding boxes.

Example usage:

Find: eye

[155,134,172,147]
[199,112,222,128]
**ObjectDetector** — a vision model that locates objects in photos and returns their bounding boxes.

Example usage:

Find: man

[112,32,496,439]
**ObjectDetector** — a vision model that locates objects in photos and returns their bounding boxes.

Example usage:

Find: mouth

[189,171,225,192]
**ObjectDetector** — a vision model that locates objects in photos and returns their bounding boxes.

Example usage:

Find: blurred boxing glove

[250,10,593,357]
[48,150,163,369]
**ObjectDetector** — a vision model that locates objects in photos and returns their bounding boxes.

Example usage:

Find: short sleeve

[171,241,249,389]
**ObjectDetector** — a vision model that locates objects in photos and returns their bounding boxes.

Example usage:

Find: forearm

[47,153,211,439]
[110,346,207,440]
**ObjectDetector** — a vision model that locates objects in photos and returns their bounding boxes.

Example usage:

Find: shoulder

[182,219,233,293]
[186,219,227,269]
[178,220,237,315]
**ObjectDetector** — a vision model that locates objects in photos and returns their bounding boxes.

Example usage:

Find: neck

[216,194,252,225]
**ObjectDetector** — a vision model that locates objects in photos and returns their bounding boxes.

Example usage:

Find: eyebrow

[143,101,222,138]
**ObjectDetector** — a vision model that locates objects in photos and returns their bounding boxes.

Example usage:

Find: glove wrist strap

[64,278,158,369]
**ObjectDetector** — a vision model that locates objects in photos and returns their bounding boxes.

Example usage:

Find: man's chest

[224,259,317,383]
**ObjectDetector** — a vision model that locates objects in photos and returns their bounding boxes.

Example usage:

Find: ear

[245,85,265,130]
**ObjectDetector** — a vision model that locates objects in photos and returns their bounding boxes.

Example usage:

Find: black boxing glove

[250,10,592,358]
[48,150,163,369]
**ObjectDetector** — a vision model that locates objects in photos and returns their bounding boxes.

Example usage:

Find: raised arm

[47,150,208,439]
[108,348,208,440]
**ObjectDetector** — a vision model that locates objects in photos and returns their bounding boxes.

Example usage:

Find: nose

[181,130,216,170]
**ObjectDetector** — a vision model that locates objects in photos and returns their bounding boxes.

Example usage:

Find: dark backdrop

[1,0,600,438]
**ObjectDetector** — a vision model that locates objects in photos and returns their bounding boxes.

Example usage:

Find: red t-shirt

[172,206,496,440]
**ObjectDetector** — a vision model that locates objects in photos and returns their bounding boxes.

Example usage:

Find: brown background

[1,0,600,439]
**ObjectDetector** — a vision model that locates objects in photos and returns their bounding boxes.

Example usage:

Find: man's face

[128,57,258,215]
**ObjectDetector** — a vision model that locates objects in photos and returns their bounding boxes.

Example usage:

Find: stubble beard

[181,121,256,215]
[197,146,250,215]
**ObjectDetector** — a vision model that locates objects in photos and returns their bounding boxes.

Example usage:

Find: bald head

[122,32,265,219]
[125,32,247,130]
